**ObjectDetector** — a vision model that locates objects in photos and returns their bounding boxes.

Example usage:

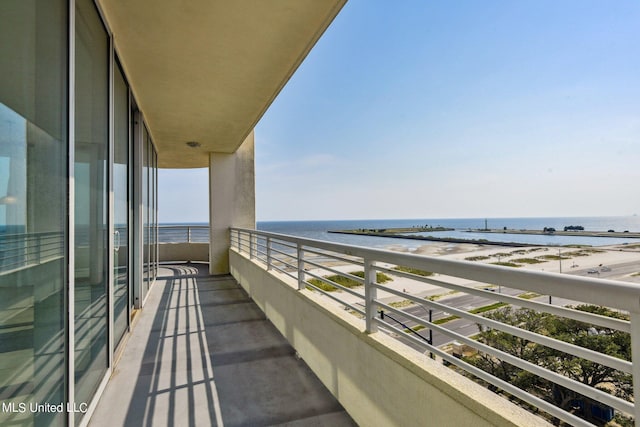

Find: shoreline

[329,230,550,247]
[329,227,640,247]
[469,228,640,239]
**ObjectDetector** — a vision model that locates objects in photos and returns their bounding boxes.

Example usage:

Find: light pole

[549,249,562,305]
[558,249,562,273]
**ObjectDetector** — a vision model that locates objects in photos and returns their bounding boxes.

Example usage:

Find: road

[382,258,640,353]
[380,287,523,350]
[566,260,640,280]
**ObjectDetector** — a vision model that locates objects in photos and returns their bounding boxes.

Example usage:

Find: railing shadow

[123,264,223,427]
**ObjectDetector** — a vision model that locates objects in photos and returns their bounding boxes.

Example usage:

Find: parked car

[601,266,612,272]
[587,269,598,274]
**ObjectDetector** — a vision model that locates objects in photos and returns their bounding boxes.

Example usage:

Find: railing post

[297,243,306,290]
[631,312,640,427]
[266,237,272,271]
[187,226,192,243]
[249,231,254,259]
[364,257,378,333]
[36,234,41,265]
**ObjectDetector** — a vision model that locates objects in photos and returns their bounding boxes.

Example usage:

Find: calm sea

[160,216,640,248]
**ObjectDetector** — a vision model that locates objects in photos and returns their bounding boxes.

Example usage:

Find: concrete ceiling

[97,0,345,168]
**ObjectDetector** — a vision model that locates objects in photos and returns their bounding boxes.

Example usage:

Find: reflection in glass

[142,126,149,299]
[74,0,108,415]
[0,1,68,426]
[113,62,129,348]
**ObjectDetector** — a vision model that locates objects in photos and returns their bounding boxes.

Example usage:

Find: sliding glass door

[113,61,130,349]
[74,0,109,410]
[0,1,68,426]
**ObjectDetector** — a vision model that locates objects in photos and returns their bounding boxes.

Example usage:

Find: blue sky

[159,0,640,223]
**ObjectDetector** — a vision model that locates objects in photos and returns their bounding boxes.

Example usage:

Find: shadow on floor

[91,263,355,427]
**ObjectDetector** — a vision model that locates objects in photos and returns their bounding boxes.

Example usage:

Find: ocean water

[158,216,640,248]
[256,216,640,248]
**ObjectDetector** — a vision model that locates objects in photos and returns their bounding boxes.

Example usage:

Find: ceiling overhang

[97,0,346,168]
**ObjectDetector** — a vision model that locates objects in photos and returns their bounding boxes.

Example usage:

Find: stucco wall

[229,249,551,427]
[209,132,255,275]
[158,243,209,263]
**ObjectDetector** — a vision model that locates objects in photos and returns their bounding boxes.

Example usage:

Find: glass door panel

[113,62,129,348]
[74,0,108,413]
[0,1,68,426]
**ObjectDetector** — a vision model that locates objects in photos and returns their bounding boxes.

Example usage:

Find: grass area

[562,250,591,257]
[389,299,414,308]
[491,262,521,268]
[308,273,362,292]
[511,257,545,264]
[465,255,490,261]
[350,270,393,284]
[562,249,603,257]
[581,248,604,253]
[526,247,547,253]
[426,290,459,301]
[536,254,569,261]
[393,266,434,276]
[308,270,392,292]
[469,302,508,314]
[624,244,640,249]
[632,272,640,277]
[492,252,512,257]
[404,324,427,333]
[518,292,542,300]
[433,315,460,325]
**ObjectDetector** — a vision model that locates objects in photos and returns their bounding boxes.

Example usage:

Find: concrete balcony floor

[90,264,354,426]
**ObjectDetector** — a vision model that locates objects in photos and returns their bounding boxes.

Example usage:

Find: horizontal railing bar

[376,264,631,333]
[375,320,595,427]
[268,245,297,259]
[305,280,366,312]
[157,225,209,229]
[268,263,298,282]
[304,253,364,276]
[303,270,366,299]
[377,301,634,414]
[232,227,640,312]
[302,259,366,284]
[376,286,631,374]
[233,228,638,424]
[301,246,365,267]
[271,258,298,272]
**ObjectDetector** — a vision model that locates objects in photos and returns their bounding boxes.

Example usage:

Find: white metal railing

[158,225,209,244]
[231,227,640,427]
[0,231,64,274]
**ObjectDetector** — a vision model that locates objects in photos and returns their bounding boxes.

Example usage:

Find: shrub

[393,266,434,276]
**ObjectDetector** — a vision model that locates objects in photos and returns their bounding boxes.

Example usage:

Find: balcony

[90,225,640,426]
[90,263,354,426]
[158,225,210,263]
[226,228,639,427]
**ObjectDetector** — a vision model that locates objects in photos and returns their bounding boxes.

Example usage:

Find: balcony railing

[157,225,209,263]
[158,225,209,243]
[231,227,640,427]
[0,231,64,275]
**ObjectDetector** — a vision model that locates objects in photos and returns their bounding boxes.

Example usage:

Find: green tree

[469,305,632,421]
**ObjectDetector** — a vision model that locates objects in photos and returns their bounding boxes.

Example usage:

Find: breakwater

[328,229,538,247]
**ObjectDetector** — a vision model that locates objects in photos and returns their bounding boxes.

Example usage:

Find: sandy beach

[303,240,640,308]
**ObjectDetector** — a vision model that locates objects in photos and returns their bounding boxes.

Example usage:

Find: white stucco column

[209,131,256,275]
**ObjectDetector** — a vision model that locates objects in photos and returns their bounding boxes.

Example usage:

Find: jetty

[328,228,536,247]
[328,226,640,247]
